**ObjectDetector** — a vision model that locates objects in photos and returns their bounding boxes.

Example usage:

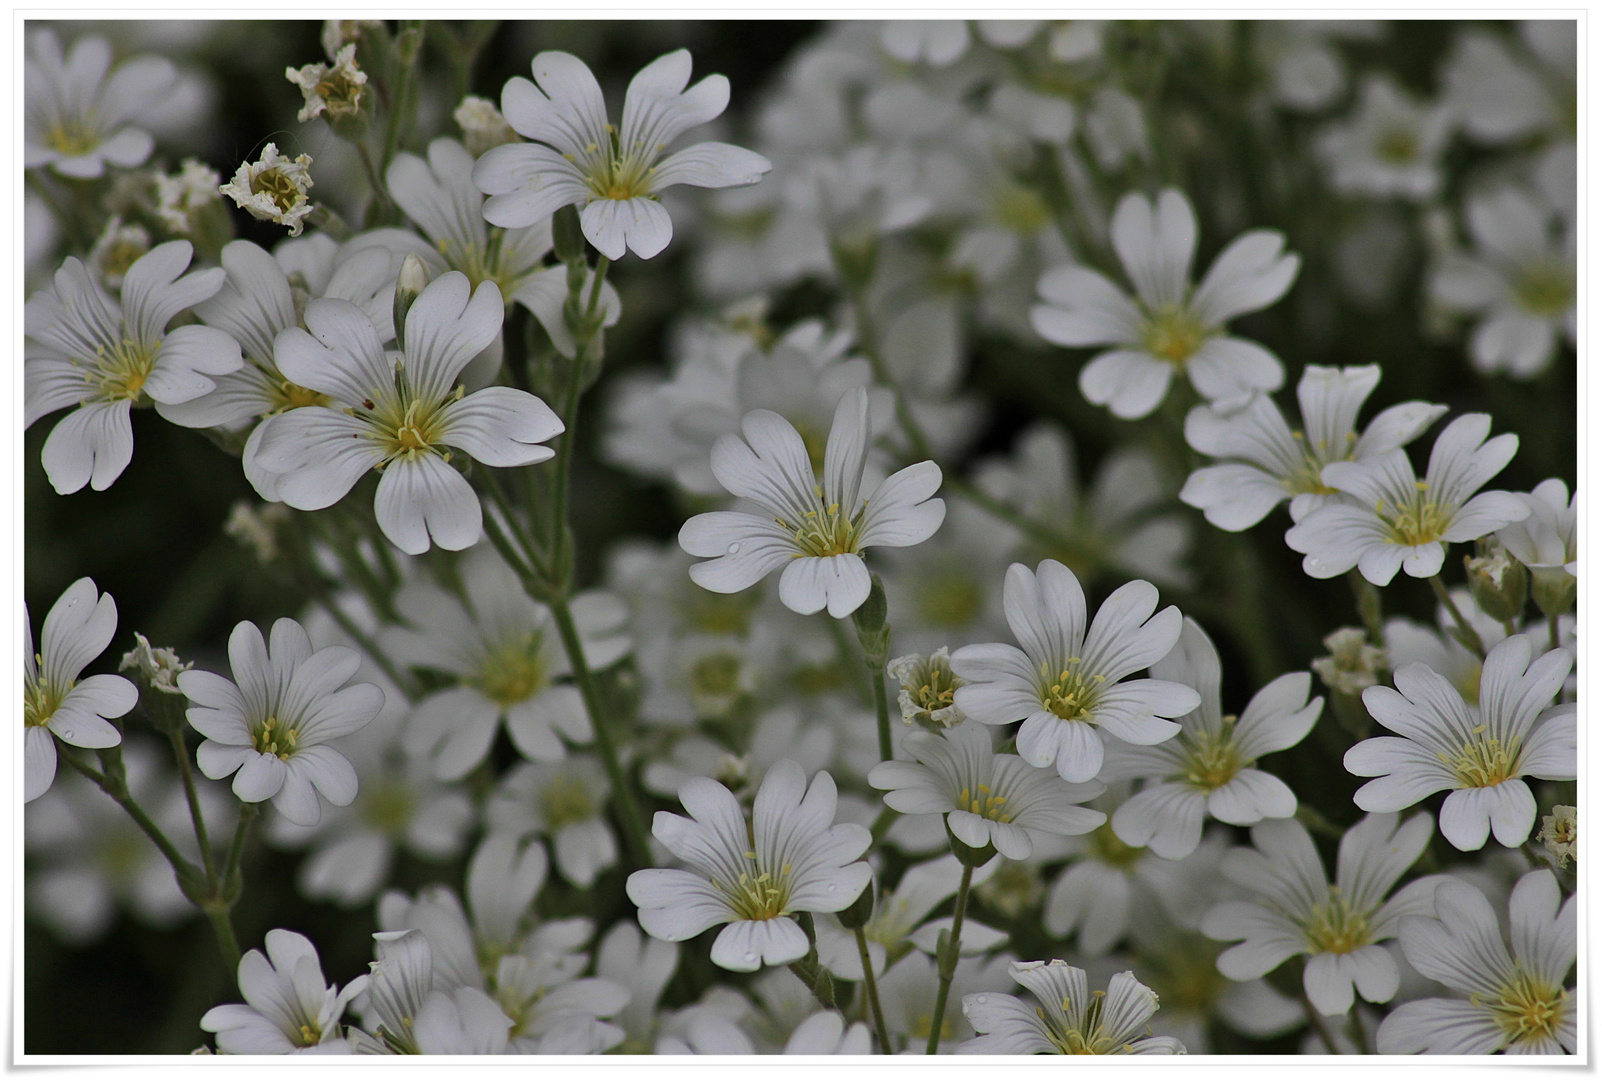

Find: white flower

[353,929,488,1054]
[200,929,368,1053]
[642,704,834,801]
[1346,635,1574,851]
[1497,478,1577,612]
[24,28,176,178]
[487,757,616,888]
[253,271,564,554]
[782,1011,872,1054]
[877,500,1017,654]
[25,241,240,493]
[1429,186,1574,379]
[454,95,519,156]
[1181,365,1447,530]
[1284,413,1530,585]
[286,42,367,123]
[1104,618,1323,859]
[626,760,872,972]
[596,920,680,1053]
[155,158,223,234]
[378,137,620,359]
[385,545,630,779]
[180,617,383,826]
[1316,75,1452,200]
[220,143,316,236]
[886,648,965,729]
[1030,187,1298,419]
[1380,870,1575,1054]
[679,387,946,619]
[24,578,137,802]
[869,721,1105,859]
[1201,813,1441,1016]
[959,961,1186,1054]
[1312,627,1388,697]
[158,237,398,501]
[951,559,1197,784]
[877,951,1016,1053]
[475,49,772,260]
[1441,23,1575,146]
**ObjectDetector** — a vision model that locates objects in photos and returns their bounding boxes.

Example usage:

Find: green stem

[479,467,549,579]
[1429,575,1486,658]
[223,802,258,891]
[926,862,973,1055]
[1347,568,1385,647]
[1548,611,1562,651]
[548,597,652,868]
[850,289,934,462]
[166,724,215,881]
[870,655,892,762]
[854,926,893,1054]
[206,906,242,973]
[826,618,873,707]
[870,806,900,843]
[1343,1010,1373,1055]
[585,255,610,321]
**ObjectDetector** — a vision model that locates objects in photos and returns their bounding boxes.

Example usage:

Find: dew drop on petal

[974,995,987,1004]
[727,543,741,554]
[745,952,757,963]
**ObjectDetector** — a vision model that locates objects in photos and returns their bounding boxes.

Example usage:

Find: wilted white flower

[253,272,564,553]
[220,143,316,236]
[1380,870,1574,1054]
[85,216,151,292]
[679,387,945,618]
[1181,365,1446,530]
[1311,627,1388,697]
[476,49,772,260]
[887,648,965,728]
[1317,75,1452,200]
[952,559,1197,783]
[286,43,367,123]
[1031,187,1298,419]
[25,241,240,493]
[118,632,191,693]
[1346,635,1574,851]
[181,617,383,826]
[155,158,223,234]
[24,28,176,178]
[1285,413,1529,585]
[24,578,137,802]
[1536,806,1576,868]
[1430,186,1574,378]
[1202,813,1441,1016]
[455,95,519,156]
[1105,618,1323,859]
[200,929,368,1053]
[959,961,1186,1054]
[626,760,872,971]
[868,720,1105,858]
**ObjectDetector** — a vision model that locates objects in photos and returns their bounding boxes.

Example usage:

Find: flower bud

[552,204,586,264]
[836,876,877,930]
[1464,539,1528,623]
[393,254,430,351]
[1311,627,1387,739]
[1530,566,1577,620]
[945,815,996,868]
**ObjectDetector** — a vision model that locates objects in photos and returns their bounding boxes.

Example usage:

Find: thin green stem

[206,907,242,973]
[1430,575,1486,658]
[825,617,872,707]
[1343,1010,1373,1055]
[224,803,258,890]
[479,467,549,578]
[870,657,892,762]
[926,862,973,1055]
[167,724,215,881]
[1548,611,1562,651]
[870,806,900,843]
[854,926,893,1054]
[548,597,652,868]
[585,255,611,321]
[850,289,934,462]
[1347,569,1385,647]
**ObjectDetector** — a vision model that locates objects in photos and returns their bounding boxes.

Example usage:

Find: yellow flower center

[911,1010,957,1046]
[539,775,595,830]
[474,634,547,707]
[995,184,1051,236]
[46,119,100,157]
[911,663,960,714]
[957,783,1013,823]
[713,855,793,921]
[98,237,149,284]
[1514,262,1573,318]
[437,233,521,295]
[1040,659,1102,722]
[687,589,757,636]
[1376,128,1419,165]
[252,167,306,214]
[1303,890,1371,954]
[1178,719,1246,790]
[252,716,299,760]
[24,670,66,728]
[314,69,366,117]
[689,652,747,718]
[1480,969,1567,1046]
[1437,724,1520,788]
[295,1021,322,1047]
[577,130,660,203]
[1285,429,1357,495]
[272,379,331,413]
[92,339,157,402]
[1376,482,1454,546]
[1089,822,1145,868]
[778,486,866,558]
[360,779,416,832]
[1141,304,1211,367]
[1041,992,1129,1054]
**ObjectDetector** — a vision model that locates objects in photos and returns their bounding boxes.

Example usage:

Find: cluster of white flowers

[22,18,1575,1059]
